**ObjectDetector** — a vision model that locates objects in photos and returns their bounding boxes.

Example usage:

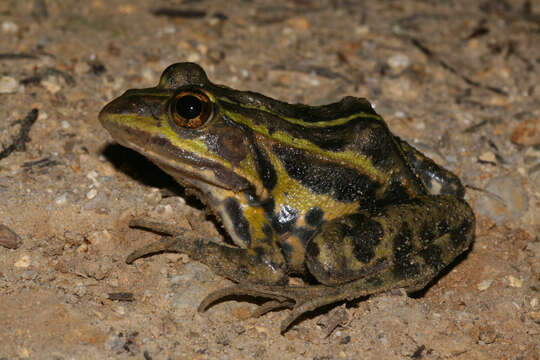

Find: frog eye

[171,90,213,128]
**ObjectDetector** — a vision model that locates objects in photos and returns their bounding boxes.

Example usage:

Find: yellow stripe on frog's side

[222,109,386,183]
[217,95,381,128]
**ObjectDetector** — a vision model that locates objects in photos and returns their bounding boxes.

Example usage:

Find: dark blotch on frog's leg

[393,258,421,280]
[346,213,383,264]
[450,219,473,247]
[305,207,324,227]
[392,224,414,264]
[419,222,436,246]
[224,198,251,246]
[392,224,420,279]
[305,214,384,285]
[418,244,443,269]
[437,219,450,236]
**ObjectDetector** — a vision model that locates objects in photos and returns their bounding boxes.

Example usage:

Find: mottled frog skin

[99,63,475,332]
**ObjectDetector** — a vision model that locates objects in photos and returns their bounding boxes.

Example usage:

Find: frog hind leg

[200,195,474,333]
[126,218,289,286]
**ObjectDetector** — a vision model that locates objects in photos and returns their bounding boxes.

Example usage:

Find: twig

[0,109,39,160]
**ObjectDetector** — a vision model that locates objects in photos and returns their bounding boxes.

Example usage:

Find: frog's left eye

[171,90,213,128]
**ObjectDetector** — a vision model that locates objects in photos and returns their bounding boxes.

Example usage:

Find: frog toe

[126,236,179,264]
[197,285,292,313]
[129,218,189,235]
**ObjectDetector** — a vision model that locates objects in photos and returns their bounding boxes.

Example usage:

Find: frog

[99,62,475,333]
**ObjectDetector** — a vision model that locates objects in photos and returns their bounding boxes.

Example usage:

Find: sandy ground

[0,1,539,359]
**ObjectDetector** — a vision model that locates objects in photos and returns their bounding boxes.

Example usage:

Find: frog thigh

[305,195,475,287]
[398,138,465,198]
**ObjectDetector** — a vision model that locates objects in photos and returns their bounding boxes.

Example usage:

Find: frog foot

[198,283,353,333]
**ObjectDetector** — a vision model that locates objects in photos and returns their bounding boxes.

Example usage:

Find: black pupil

[176,95,202,119]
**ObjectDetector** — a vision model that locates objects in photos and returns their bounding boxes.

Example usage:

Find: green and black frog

[99,62,475,332]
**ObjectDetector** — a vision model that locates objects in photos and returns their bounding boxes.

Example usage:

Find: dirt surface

[1,1,539,359]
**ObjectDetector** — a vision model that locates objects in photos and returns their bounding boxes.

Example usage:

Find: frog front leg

[126,218,289,286]
[397,138,466,198]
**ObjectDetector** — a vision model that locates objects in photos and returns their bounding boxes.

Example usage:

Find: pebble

[14,254,31,268]
[113,305,126,315]
[41,78,63,94]
[506,275,523,288]
[0,224,22,249]
[511,119,539,147]
[387,53,411,70]
[55,193,68,205]
[477,279,493,291]
[0,76,19,94]
[86,188,98,200]
[2,21,18,33]
[478,151,496,163]
[149,204,173,219]
[475,174,528,223]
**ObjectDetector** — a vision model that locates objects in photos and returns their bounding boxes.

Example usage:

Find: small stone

[143,188,162,205]
[388,53,411,70]
[0,224,22,249]
[511,119,539,147]
[74,61,91,75]
[478,151,496,163]
[86,188,98,200]
[286,17,310,31]
[149,204,173,218]
[478,325,497,344]
[2,20,18,33]
[528,311,540,322]
[477,279,493,291]
[254,326,268,335]
[113,305,126,315]
[355,25,370,35]
[506,275,523,288]
[14,254,31,268]
[0,76,18,94]
[76,242,88,253]
[18,347,30,358]
[41,78,62,94]
[55,193,68,205]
